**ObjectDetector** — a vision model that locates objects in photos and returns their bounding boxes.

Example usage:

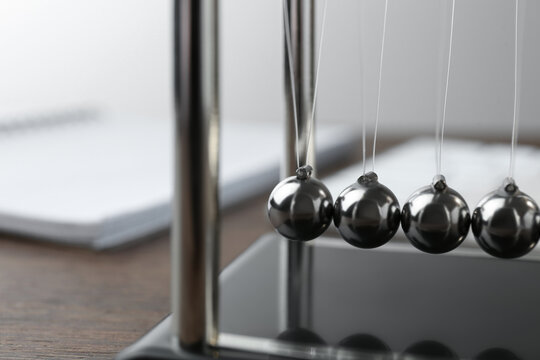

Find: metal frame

[280,0,316,333]
[119,0,317,358]
[171,0,220,349]
[283,0,316,177]
[171,0,316,352]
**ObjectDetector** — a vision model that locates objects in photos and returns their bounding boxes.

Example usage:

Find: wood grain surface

[0,194,272,360]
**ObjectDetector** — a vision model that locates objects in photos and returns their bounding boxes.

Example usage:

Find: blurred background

[2,0,540,249]
[1,0,539,138]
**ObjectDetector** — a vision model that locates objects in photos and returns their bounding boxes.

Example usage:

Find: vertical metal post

[280,0,316,332]
[283,0,316,177]
[172,0,220,350]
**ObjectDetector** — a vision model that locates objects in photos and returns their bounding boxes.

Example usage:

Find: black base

[116,316,271,360]
[116,316,182,360]
[118,234,540,360]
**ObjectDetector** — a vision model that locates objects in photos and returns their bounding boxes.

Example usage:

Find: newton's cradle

[118,1,540,359]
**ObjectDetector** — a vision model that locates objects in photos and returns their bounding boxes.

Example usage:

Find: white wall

[0,0,539,139]
[223,0,540,139]
[0,0,172,119]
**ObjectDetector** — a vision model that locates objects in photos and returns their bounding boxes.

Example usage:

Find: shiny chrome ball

[267,165,333,241]
[402,175,470,254]
[472,178,540,259]
[334,172,400,249]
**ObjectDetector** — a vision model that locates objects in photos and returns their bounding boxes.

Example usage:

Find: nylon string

[436,0,455,176]
[371,0,389,172]
[509,0,520,180]
[283,0,328,169]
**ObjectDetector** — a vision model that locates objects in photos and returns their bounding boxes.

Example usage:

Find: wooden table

[0,193,274,360]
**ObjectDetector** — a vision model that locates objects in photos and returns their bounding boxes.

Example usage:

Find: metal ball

[334,172,401,249]
[267,165,333,241]
[472,178,540,259]
[402,175,470,254]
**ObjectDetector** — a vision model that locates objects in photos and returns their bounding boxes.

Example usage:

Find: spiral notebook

[0,109,360,249]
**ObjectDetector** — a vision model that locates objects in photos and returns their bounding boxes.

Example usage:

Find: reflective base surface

[119,234,540,360]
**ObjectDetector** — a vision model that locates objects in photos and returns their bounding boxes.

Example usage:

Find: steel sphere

[472,179,540,259]
[401,175,470,254]
[334,172,401,249]
[267,165,334,241]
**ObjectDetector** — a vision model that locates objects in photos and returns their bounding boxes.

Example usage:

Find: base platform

[118,234,540,360]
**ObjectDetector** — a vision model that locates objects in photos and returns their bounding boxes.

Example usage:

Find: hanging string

[436,0,456,176]
[283,1,300,168]
[371,0,389,172]
[362,109,366,174]
[283,0,328,169]
[509,0,520,180]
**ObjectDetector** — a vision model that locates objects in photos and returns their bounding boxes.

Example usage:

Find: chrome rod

[283,0,316,177]
[172,0,220,349]
[280,0,316,332]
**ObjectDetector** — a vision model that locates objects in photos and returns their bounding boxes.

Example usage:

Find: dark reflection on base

[475,348,521,360]
[268,328,326,360]
[401,340,459,360]
[337,333,392,359]
[338,333,391,353]
[275,327,326,345]
[263,328,526,360]
[219,235,539,359]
